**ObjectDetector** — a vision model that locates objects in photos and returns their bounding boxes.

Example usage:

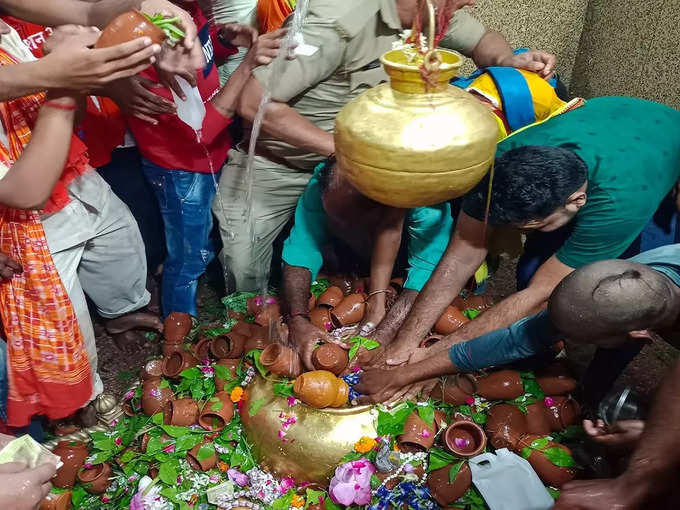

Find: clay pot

[210,332,246,359]
[351,277,369,294]
[141,379,174,416]
[254,303,282,328]
[162,341,185,357]
[427,463,472,507]
[163,351,199,379]
[164,311,192,344]
[525,402,552,436]
[475,370,524,400]
[545,396,581,431]
[516,434,576,488]
[186,443,217,472]
[41,490,73,510]
[310,307,334,332]
[260,344,303,378]
[419,334,443,348]
[52,441,89,489]
[198,392,234,431]
[215,359,240,392]
[244,333,270,352]
[192,336,213,362]
[328,276,353,296]
[311,343,349,375]
[464,295,494,311]
[95,10,166,48]
[398,411,436,452]
[76,462,113,494]
[317,286,344,308]
[308,293,317,311]
[140,433,172,453]
[247,296,266,316]
[227,309,246,321]
[444,421,487,457]
[433,306,469,335]
[293,370,349,408]
[230,321,253,337]
[430,374,477,406]
[484,404,527,450]
[140,358,165,381]
[163,398,199,426]
[536,375,578,396]
[330,294,366,327]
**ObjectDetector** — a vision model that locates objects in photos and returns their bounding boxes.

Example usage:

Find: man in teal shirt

[281,157,452,370]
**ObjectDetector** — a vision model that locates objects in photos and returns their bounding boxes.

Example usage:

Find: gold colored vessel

[240,376,376,485]
[334,1,498,207]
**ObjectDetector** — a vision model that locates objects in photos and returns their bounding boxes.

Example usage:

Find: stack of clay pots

[309,284,367,332]
[430,293,495,336]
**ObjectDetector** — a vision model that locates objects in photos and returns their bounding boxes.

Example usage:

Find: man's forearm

[0,0,139,28]
[471,30,514,68]
[0,61,53,101]
[398,353,460,387]
[238,77,334,157]
[211,64,251,118]
[373,289,418,346]
[282,263,313,317]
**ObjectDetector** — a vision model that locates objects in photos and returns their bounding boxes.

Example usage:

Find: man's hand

[243,29,288,70]
[288,317,334,371]
[500,50,556,79]
[552,477,648,510]
[583,419,645,452]
[140,0,197,50]
[154,43,203,100]
[0,252,22,280]
[218,23,258,48]
[0,462,56,510]
[355,368,407,404]
[108,76,175,124]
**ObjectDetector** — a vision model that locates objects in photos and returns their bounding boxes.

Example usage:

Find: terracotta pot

[244,333,270,353]
[476,370,524,400]
[463,295,494,311]
[427,463,472,507]
[545,396,581,431]
[311,343,349,375]
[398,411,436,452]
[140,433,171,453]
[210,332,246,359]
[260,344,303,378]
[186,442,217,472]
[351,277,369,294]
[433,306,469,335]
[52,441,89,489]
[515,434,576,488]
[293,370,349,408]
[163,351,199,379]
[230,321,253,337]
[164,311,192,344]
[162,341,184,357]
[227,309,246,321]
[95,10,166,48]
[419,334,443,348]
[444,421,487,457]
[41,490,73,510]
[328,276,353,296]
[310,307,334,332]
[141,379,174,416]
[330,294,366,327]
[76,462,112,494]
[308,293,317,311]
[163,398,199,426]
[198,391,234,431]
[451,296,467,310]
[484,404,527,450]
[430,374,477,406]
[536,375,578,396]
[247,296,265,316]
[192,336,213,362]
[254,303,282,328]
[215,359,240,392]
[317,286,344,308]
[140,358,165,381]
[525,402,552,436]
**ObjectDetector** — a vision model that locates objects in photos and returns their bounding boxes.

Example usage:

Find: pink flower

[403,463,414,473]
[209,475,220,483]
[287,397,299,407]
[177,476,182,484]
[454,437,470,449]
[278,430,287,439]
[329,460,375,506]
[200,365,214,375]
[254,297,263,306]
[149,388,161,398]
[84,463,93,469]
[265,297,277,305]
[324,322,332,331]
[114,437,122,446]
[421,430,431,438]
[112,419,119,427]
[279,477,295,493]
[544,397,555,407]
[163,444,175,453]
[465,396,475,405]
[101,496,110,503]
[124,390,135,400]
[228,469,250,487]
[352,366,362,373]
[130,476,161,510]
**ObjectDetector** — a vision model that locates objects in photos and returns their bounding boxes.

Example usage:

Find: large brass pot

[240,376,376,485]
[335,49,499,208]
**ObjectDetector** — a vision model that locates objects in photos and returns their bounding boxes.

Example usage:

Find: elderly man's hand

[0,252,22,281]
[500,50,556,79]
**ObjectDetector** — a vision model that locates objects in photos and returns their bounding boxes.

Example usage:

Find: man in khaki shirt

[213,0,556,292]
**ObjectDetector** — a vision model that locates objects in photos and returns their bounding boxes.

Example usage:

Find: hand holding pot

[288,316,335,371]
[354,367,406,404]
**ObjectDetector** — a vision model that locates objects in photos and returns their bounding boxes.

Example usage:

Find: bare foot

[111,330,147,354]
[105,312,163,335]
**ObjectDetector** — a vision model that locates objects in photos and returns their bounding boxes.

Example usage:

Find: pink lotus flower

[329,460,375,506]
[544,397,555,407]
[465,396,475,405]
[279,477,295,493]
[114,437,122,446]
[162,444,175,453]
[228,469,249,487]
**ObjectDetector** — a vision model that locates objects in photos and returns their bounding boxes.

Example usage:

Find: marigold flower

[218,461,229,473]
[231,386,244,402]
[291,495,305,508]
[354,436,377,453]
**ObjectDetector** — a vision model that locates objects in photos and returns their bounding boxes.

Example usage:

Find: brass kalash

[242,0,498,486]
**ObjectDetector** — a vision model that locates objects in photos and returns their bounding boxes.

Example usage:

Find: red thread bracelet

[44,101,77,111]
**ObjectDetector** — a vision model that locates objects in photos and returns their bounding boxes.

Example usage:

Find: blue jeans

[141,160,219,317]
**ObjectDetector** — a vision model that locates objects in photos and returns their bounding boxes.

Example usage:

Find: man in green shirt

[380,96,680,373]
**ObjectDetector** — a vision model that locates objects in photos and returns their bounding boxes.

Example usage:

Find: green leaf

[471,412,487,425]
[324,499,342,510]
[196,443,216,461]
[305,489,325,506]
[521,376,545,400]
[376,403,413,436]
[161,425,190,438]
[462,308,481,320]
[222,291,257,315]
[211,399,224,412]
[87,450,113,464]
[159,379,170,389]
[457,404,472,416]
[160,486,179,502]
[547,487,561,499]
[92,437,115,452]
[428,448,458,472]
[273,380,295,398]
[249,397,266,417]
[417,404,435,427]
[363,339,380,350]
[348,343,360,361]
[151,413,164,425]
[310,279,330,297]
[120,449,137,464]
[159,460,179,485]
[146,436,164,455]
[175,434,202,452]
[339,451,363,464]
[247,350,268,377]
[542,447,575,467]
[71,486,87,508]
[271,490,295,510]
[448,460,464,483]
[180,367,201,380]
[520,447,533,459]
[370,473,381,489]
[190,379,205,401]
[214,364,235,381]
[530,437,550,450]
[203,327,231,338]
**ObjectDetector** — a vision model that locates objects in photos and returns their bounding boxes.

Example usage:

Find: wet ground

[95,254,678,402]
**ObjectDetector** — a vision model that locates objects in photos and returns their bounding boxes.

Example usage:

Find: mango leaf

[376,403,413,436]
[161,425,190,438]
[417,403,435,427]
[214,364,234,381]
[543,447,574,467]
[175,434,202,452]
[273,380,295,398]
[249,397,266,417]
[159,460,179,485]
[196,443,215,461]
[448,460,464,483]
[428,448,458,472]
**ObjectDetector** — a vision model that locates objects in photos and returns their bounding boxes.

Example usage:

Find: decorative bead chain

[241,366,257,388]
[373,451,428,493]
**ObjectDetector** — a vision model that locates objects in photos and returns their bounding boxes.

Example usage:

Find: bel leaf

[151,413,164,425]
[305,489,325,506]
[417,404,435,427]
[428,448,457,472]
[249,397,266,417]
[211,400,224,411]
[88,450,113,464]
[530,437,550,450]
[180,367,201,380]
[175,434,202,452]
[161,425,190,438]
[542,447,575,467]
[196,443,216,462]
[448,460,464,483]
[376,404,413,436]
[159,460,178,485]
[273,380,295,398]
[214,364,234,381]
